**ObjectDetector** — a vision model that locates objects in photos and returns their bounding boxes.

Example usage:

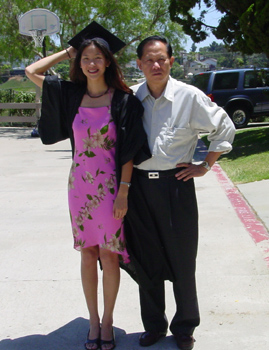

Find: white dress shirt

[131,76,235,171]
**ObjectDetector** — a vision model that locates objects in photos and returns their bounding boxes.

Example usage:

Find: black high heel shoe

[85,328,101,350]
[100,328,115,350]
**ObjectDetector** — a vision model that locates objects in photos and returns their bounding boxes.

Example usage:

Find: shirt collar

[163,76,174,102]
[134,81,151,102]
[135,76,174,102]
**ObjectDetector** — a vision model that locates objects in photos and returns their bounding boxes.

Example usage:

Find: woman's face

[80,43,109,82]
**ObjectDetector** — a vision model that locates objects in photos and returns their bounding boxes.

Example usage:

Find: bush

[0,89,36,116]
[12,91,36,116]
[0,89,14,115]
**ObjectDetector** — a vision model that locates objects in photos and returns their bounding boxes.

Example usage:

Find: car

[191,68,269,128]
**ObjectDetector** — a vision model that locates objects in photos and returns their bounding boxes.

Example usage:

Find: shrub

[0,89,36,116]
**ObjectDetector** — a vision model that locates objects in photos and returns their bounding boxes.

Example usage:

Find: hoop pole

[42,36,46,57]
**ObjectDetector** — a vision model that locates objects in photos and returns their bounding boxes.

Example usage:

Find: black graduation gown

[38,75,155,285]
[38,75,151,187]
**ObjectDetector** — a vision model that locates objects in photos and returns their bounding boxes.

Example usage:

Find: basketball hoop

[19,9,60,137]
[19,8,60,48]
[29,29,46,47]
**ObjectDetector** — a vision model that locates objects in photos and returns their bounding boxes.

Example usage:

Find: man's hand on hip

[175,163,208,181]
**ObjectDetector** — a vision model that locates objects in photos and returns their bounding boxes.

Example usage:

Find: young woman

[25,26,150,350]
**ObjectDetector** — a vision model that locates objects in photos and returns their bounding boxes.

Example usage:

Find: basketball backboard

[19,8,60,47]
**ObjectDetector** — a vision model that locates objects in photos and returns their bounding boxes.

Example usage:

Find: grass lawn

[0,76,36,92]
[201,127,269,184]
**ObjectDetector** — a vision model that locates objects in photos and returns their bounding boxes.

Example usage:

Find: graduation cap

[68,21,126,54]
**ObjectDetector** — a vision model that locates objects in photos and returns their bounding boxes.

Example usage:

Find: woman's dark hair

[70,39,131,93]
[137,35,173,59]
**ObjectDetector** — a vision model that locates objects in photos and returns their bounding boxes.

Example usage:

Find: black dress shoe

[139,331,167,347]
[174,334,195,350]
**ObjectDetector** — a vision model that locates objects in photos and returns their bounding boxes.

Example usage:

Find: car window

[191,73,211,93]
[262,70,269,87]
[244,71,264,88]
[213,72,239,90]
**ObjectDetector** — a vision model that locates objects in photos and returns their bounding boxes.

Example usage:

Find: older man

[125,36,236,350]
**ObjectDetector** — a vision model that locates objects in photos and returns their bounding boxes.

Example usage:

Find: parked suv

[191,68,269,128]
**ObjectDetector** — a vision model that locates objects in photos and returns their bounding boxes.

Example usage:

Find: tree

[207,42,224,53]
[191,42,197,52]
[169,0,269,58]
[170,60,185,79]
[0,0,186,66]
[0,0,33,65]
[198,42,269,68]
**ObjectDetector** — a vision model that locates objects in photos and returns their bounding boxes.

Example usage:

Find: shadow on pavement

[0,317,179,350]
[0,127,34,139]
[0,318,88,350]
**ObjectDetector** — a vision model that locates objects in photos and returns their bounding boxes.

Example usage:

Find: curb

[213,163,269,268]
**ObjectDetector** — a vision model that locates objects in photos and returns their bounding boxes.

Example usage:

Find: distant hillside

[0,76,36,92]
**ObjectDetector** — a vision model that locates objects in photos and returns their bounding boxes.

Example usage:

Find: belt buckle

[148,172,159,179]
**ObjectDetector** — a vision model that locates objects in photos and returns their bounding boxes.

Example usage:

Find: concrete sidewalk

[0,127,268,350]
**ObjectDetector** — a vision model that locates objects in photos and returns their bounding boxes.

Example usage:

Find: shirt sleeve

[190,91,236,154]
[38,75,69,145]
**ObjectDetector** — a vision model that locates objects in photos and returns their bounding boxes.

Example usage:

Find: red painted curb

[213,163,269,266]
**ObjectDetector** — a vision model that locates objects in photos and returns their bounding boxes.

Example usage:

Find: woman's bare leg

[81,246,100,349]
[99,248,120,349]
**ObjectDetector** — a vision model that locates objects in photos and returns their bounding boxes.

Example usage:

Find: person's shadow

[0,318,88,350]
[0,317,178,350]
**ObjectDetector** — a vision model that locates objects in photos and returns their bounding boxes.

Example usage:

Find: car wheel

[227,105,250,128]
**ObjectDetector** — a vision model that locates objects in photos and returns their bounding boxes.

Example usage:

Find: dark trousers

[139,277,200,335]
[126,169,200,335]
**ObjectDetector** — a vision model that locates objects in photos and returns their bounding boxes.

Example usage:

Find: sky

[184,3,223,52]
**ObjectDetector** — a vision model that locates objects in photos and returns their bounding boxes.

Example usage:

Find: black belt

[134,167,183,179]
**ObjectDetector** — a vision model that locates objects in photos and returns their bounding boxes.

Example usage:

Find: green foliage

[0,89,14,104]
[169,0,269,58]
[170,61,185,79]
[0,89,35,116]
[0,0,34,64]
[0,77,9,84]
[54,61,70,80]
[0,64,12,76]
[235,57,244,67]
[199,42,269,68]
[1,0,186,66]
[12,91,36,116]
[0,65,11,83]
[191,42,197,52]
[207,42,224,53]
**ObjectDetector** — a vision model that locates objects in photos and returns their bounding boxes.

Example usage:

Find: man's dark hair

[136,35,173,59]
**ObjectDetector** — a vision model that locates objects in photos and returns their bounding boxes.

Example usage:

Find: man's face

[137,41,174,87]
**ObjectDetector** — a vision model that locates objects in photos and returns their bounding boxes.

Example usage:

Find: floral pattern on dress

[79,123,116,159]
[101,227,126,255]
[68,107,129,263]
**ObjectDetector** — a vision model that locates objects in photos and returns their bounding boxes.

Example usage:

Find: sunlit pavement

[0,127,268,350]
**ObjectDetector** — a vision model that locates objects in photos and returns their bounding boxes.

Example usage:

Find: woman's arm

[25,47,76,88]
[113,160,133,220]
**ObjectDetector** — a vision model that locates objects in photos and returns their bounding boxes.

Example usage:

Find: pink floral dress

[68,105,129,263]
